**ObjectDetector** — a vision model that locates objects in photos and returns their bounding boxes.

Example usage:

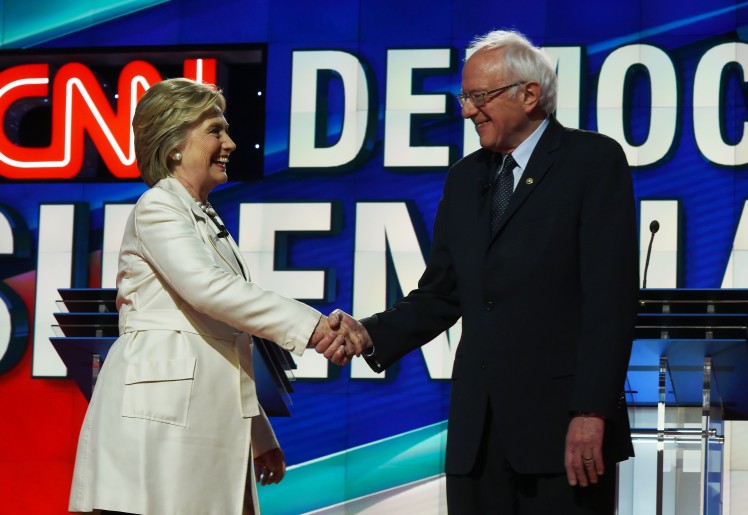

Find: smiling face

[461,48,541,154]
[172,105,236,200]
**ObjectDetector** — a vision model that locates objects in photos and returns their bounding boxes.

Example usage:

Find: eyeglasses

[457,81,524,107]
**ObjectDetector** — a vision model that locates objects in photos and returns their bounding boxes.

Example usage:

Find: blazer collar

[154,176,206,221]
[154,177,250,280]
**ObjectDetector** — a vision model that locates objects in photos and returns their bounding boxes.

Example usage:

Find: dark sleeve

[570,136,639,418]
[362,172,463,373]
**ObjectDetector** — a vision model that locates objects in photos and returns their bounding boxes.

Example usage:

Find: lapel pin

[525,177,534,185]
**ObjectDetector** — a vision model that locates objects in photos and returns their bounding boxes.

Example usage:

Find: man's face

[460,48,532,154]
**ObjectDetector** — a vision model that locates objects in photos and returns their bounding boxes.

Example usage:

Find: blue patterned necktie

[491,154,517,233]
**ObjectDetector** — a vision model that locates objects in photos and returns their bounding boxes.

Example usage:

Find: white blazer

[69,177,321,515]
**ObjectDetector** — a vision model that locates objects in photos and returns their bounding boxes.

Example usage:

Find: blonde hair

[132,78,227,187]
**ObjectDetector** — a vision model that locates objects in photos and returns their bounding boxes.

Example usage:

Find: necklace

[197,200,217,218]
[197,200,229,238]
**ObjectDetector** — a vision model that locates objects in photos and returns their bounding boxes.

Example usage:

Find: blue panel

[1,0,172,48]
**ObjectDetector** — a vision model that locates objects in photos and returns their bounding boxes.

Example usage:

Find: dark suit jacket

[362,117,638,475]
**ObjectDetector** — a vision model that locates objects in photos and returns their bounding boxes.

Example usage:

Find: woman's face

[173,105,236,198]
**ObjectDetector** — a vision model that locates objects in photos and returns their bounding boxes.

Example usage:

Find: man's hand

[254,447,286,486]
[564,414,605,487]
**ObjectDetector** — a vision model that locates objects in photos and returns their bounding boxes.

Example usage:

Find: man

[319,29,638,514]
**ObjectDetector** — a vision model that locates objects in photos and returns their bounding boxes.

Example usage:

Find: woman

[69,78,336,515]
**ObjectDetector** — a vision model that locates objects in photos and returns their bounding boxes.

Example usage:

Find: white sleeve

[251,404,280,456]
[132,188,321,355]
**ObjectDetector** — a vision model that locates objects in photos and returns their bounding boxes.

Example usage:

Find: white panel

[0,211,13,254]
[238,202,331,379]
[311,474,447,514]
[0,294,10,364]
[729,471,748,515]
[462,47,481,157]
[289,51,369,168]
[351,203,459,380]
[0,211,13,362]
[542,46,582,129]
[722,200,748,288]
[32,204,75,377]
[384,48,451,167]
[239,202,330,299]
[101,204,134,288]
[693,43,748,166]
[598,45,678,166]
[728,420,748,471]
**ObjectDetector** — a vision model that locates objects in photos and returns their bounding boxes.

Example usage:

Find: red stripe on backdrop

[0,271,89,513]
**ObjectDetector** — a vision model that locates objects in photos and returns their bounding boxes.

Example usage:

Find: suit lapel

[225,234,250,281]
[189,203,243,277]
[489,118,563,240]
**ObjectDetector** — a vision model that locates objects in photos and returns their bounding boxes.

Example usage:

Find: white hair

[467,29,558,114]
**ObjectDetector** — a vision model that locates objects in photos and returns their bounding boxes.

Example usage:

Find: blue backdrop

[1,1,747,513]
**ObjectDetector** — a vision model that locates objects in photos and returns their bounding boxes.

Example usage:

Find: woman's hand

[254,447,286,485]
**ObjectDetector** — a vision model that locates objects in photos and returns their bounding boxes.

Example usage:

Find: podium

[624,289,748,515]
[51,288,298,416]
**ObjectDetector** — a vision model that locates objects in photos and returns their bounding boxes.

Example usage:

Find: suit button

[485,301,494,311]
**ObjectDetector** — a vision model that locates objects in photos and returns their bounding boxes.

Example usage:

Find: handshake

[308,310,372,366]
